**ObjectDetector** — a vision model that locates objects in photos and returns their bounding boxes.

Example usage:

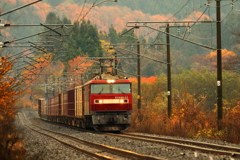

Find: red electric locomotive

[38,73,132,132]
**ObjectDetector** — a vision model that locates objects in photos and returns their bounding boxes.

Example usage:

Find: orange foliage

[33,2,52,21]
[66,56,93,85]
[2,0,213,35]
[20,54,65,85]
[0,58,25,160]
[67,56,93,73]
[204,49,237,68]
[2,0,50,21]
[40,60,65,76]
[66,5,171,33]
[1,1,213,34]
[191,49,237,70]
[221,105,240,143]
[1,29,11,39]
[129,76,157,83]
[183,11,211,21]
[0,58,21,116]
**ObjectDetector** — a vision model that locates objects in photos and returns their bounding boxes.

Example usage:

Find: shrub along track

[18,111,165,160]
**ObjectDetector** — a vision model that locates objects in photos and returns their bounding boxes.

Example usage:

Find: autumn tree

[0,57,25,159]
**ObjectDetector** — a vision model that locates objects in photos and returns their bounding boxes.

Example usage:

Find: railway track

[22,110,240,159]
[18,112,166,160]
[104,132,240,158]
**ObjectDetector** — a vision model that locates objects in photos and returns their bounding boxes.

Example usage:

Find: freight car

[38,73,132,131]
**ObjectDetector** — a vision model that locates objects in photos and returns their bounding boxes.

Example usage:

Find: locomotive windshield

[91,84,131,94]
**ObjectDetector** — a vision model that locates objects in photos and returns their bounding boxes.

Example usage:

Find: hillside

[1,0,240,72]
[2,0,212,33]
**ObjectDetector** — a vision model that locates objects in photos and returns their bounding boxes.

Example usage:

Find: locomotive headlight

[107,79,115,83]
[119,99,128,103]
[94,99,103,104]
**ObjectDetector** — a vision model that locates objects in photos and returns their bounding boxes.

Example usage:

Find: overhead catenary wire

[144,0,214,46]
[30,0,98,79]
[0,0,96,89]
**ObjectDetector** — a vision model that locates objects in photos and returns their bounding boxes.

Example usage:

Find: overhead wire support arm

[120,26,139,36]
[9,50,37,62]
[143,25,216,50]
[4,45,54,48]
[23,61,37,68]
[23,67,37,75]
[114,68,137,77]
[7,48,36,58]
[0,24,73,29]
[12,41,54,44]
[9,26,63,44]
[30,45,48,53]
[0,41,10,46]
[42,34,70,37]
[107,43,166,47]
[126,20,216,26]
[40,23,62,36]
[2,24,73,27]
[0,0,42,17]
[114,47,167,64]
[12,63,28,69]
[25,56,41,63]
[28,41,54,48]
[93,0,117,7]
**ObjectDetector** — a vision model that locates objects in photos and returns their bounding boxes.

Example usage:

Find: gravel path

[16,109,240,160]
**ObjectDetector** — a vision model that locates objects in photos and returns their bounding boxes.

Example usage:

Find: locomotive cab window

[91,84,131,94]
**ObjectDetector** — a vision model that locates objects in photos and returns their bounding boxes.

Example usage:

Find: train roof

[89,79,131,84]
[83,73,131,86]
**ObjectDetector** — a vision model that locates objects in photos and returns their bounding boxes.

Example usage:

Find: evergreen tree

[119,28,138,44]
[99,31,108,41]
[62,17,71,24]
[108,25,119,44]
[45,12,62,24]
[222,11,240,50]
[83,24,103,57]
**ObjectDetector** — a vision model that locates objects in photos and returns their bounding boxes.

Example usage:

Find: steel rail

[34,125,165,160]
[19,111,166,160]
[105,132,240,158]
[18,113,113,160]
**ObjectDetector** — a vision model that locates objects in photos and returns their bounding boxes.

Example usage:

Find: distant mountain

[1,0,214,33]
[1,0,239,52]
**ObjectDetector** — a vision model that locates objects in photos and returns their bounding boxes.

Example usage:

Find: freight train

[38,73,132,132]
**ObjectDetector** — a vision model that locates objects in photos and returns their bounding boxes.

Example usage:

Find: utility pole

[127,17,220,120]
[216,0,223,129]
[114,52,118,75]
[137,40,141,109]
[166,23,172,118]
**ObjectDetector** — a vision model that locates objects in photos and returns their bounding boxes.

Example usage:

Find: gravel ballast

[16,109,240,160]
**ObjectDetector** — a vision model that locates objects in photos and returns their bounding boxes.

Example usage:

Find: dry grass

[0,113,26,160]
[129,94,240,144]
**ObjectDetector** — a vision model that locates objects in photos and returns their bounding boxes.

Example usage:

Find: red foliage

[129,76,157,83]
